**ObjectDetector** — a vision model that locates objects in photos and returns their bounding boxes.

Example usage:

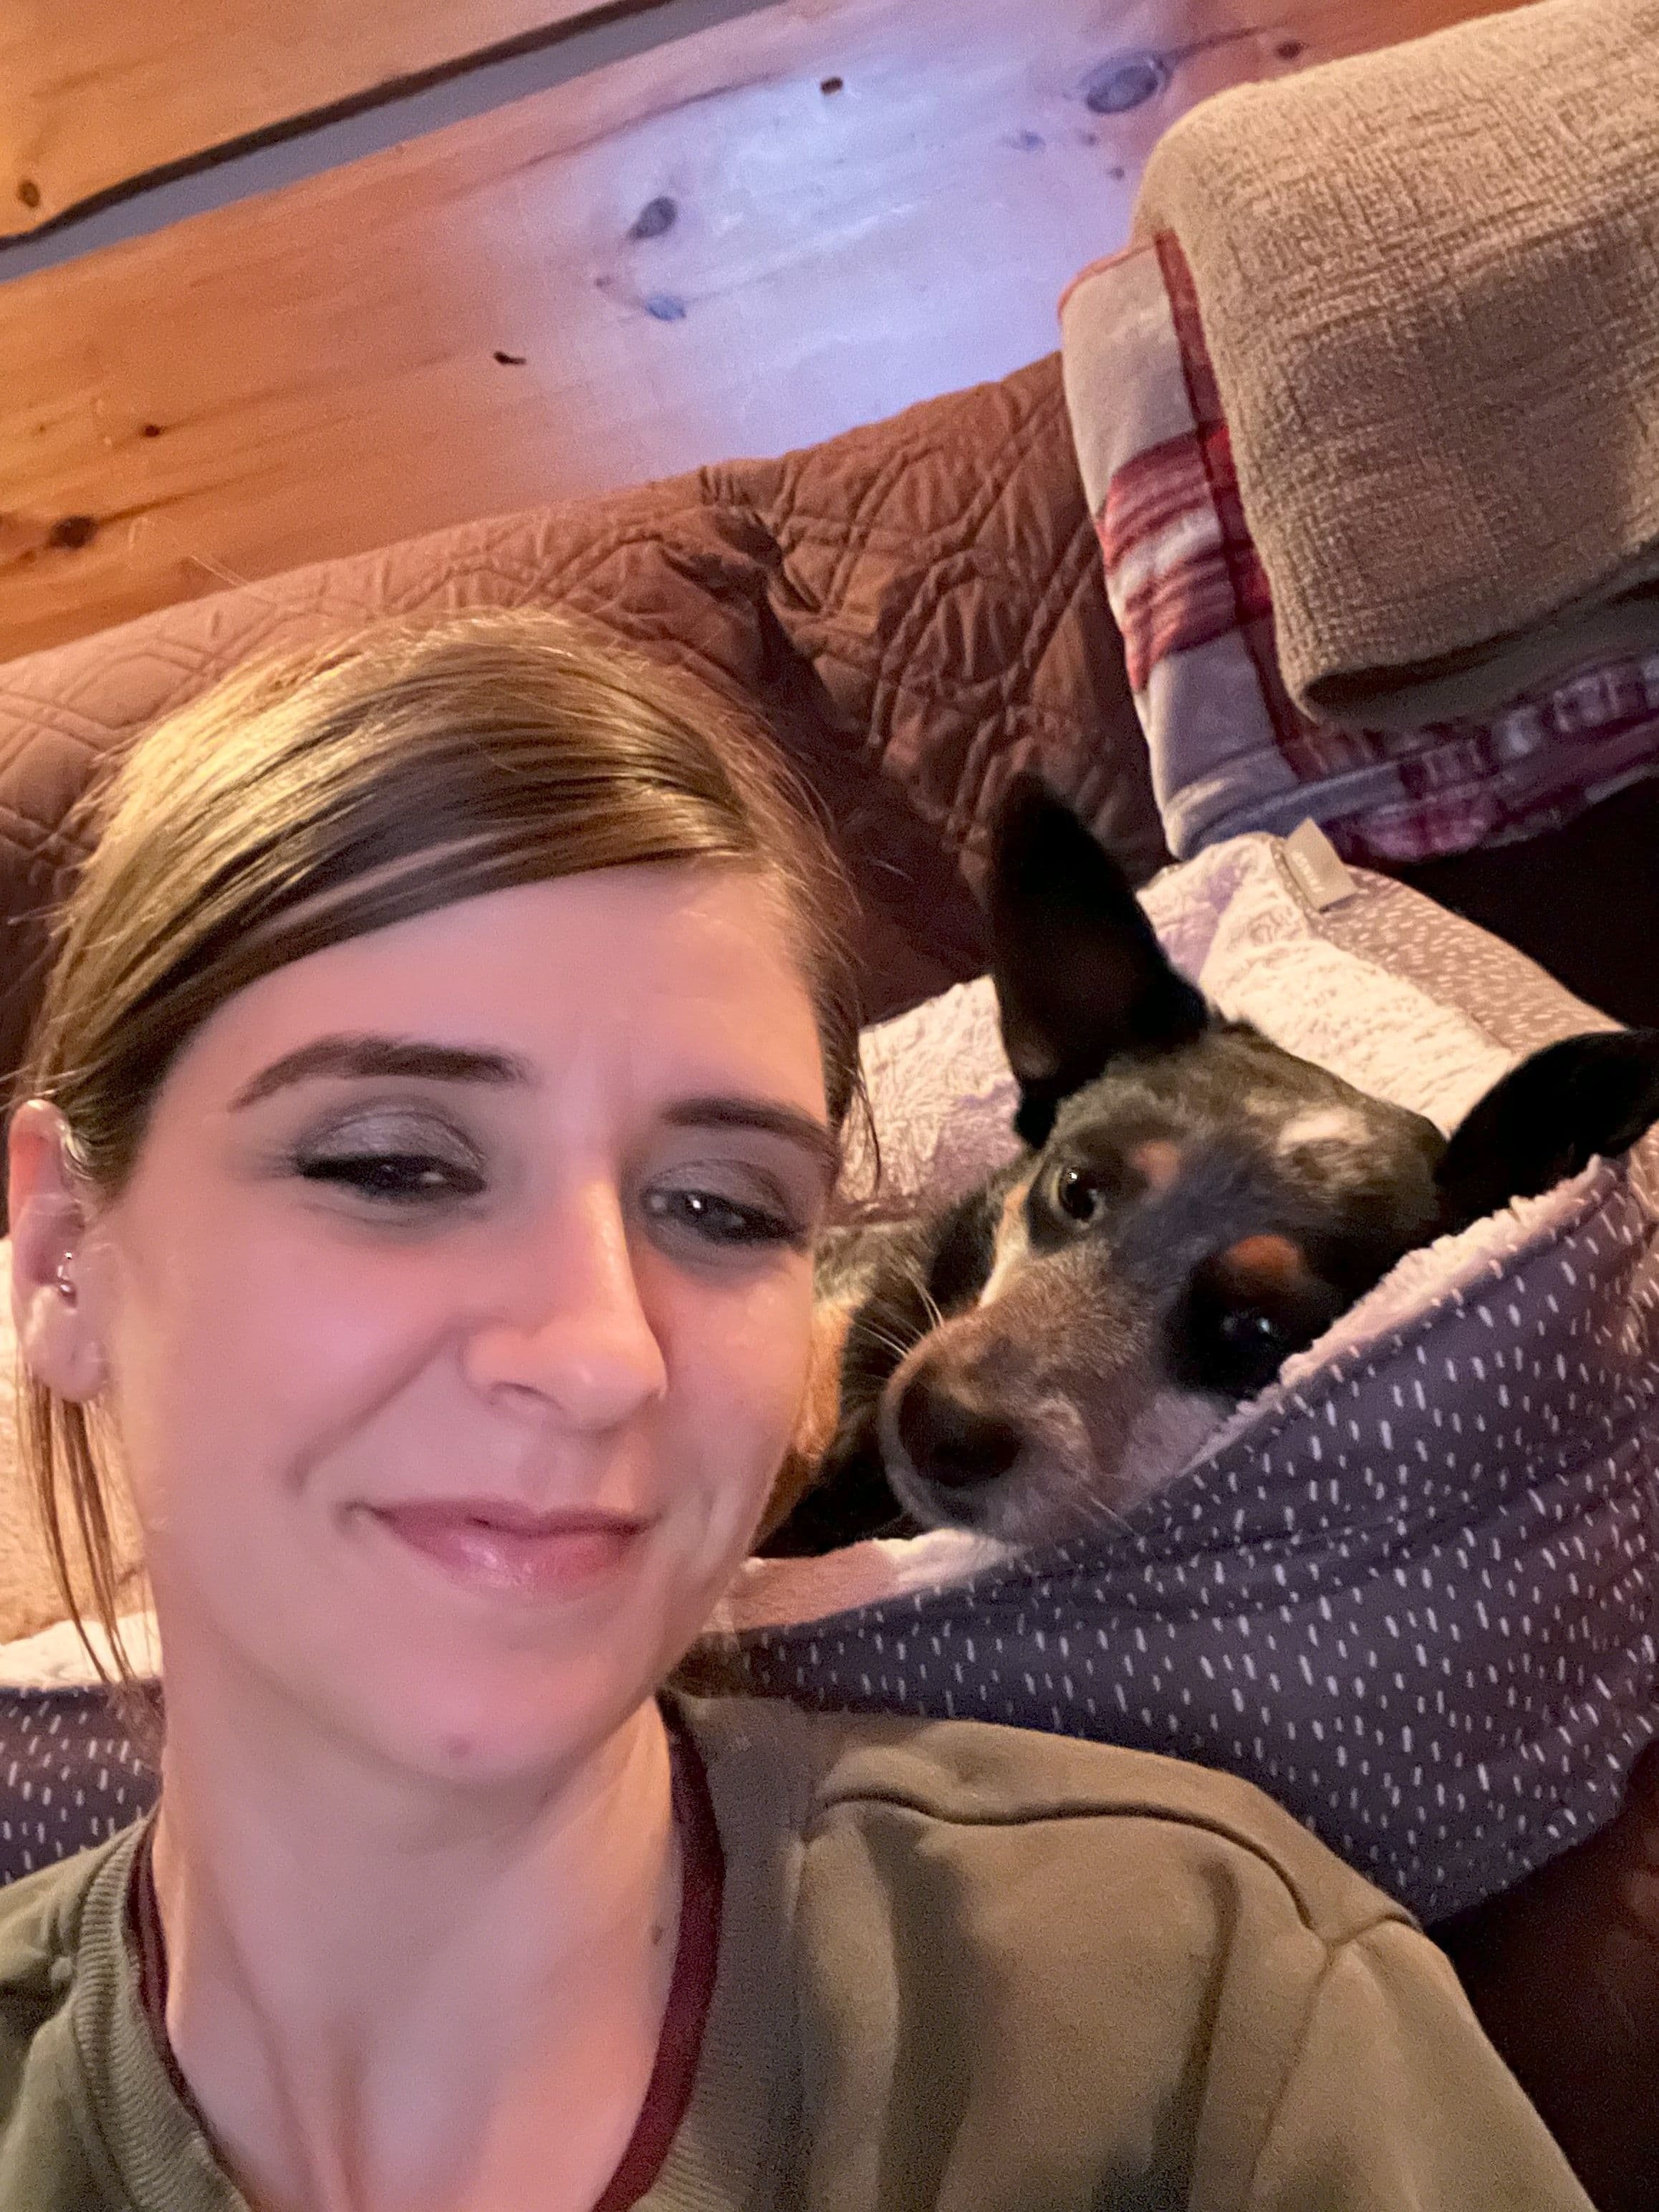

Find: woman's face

[43,865,832,1785]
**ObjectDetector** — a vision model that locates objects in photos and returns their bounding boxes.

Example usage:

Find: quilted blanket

[0,357,1160,1104]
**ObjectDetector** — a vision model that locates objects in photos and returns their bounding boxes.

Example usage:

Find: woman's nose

[460,1186,667,1431]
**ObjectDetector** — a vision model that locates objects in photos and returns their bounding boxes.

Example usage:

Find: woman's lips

[367,1500,648,1597]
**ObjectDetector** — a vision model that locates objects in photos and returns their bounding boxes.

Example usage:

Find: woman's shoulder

[0,1829,133,2038]
[668,1694,1595,2211]
[673,1691,1410,1946]
[0,1824,221,2212]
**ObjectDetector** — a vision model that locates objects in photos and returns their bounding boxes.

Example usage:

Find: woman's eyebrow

[230,1034,532,1109]
[664,1096,839,1177]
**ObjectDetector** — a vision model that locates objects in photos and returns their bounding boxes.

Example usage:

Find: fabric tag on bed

[1282,817,1358,910]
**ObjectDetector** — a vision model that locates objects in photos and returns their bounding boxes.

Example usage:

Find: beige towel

[1133,0,1659,729]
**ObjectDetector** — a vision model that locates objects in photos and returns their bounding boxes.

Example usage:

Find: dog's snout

[895,1375,1021,1494]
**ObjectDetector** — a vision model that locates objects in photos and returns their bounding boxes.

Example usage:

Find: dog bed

[693,834,1659,1923]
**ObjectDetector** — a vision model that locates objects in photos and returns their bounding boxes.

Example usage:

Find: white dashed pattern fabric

[701,839,1659,1921]
[0,1693,154,1885]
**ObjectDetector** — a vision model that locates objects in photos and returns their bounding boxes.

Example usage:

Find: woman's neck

[149,1654,681,2212]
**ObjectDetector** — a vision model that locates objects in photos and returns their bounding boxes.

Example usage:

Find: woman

[0,612,1590,2211]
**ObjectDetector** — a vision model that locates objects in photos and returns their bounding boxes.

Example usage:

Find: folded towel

[1059,231,1659,862]
[1132,0,1659,730]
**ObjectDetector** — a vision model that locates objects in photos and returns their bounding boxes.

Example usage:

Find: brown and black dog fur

[764,779,1659,1556]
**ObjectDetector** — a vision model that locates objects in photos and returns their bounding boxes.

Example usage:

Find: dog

[764,777,1659,1556]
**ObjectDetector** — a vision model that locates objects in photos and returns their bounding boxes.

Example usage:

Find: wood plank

[0,0,618,237]
[0,0,1518,663]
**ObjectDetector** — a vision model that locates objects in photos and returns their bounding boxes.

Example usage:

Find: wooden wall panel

[0,0,617,237]
[0,0,1516,663]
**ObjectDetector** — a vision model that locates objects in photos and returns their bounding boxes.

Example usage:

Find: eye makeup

[289,1106,490,1208]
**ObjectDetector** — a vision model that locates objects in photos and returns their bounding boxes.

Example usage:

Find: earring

[54,1261,77,1306]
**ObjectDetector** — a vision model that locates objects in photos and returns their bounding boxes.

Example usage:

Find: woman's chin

[335,1645,657,1794]
[167,1507,749,1789]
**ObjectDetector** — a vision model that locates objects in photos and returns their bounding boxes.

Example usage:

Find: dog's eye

[1216,1307,1289,1355]
[1053,1165,1105,1224]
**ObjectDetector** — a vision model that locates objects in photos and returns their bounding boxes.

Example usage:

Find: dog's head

[874,780,1659,1548]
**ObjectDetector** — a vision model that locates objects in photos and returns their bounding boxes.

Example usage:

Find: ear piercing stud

[54,1261,77,1305]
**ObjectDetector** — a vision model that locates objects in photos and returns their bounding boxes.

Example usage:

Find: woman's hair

[15,609,865,1693]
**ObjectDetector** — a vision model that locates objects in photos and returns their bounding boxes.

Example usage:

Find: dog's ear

[1436,1029,1659,1232]
[988,775,1206,1145]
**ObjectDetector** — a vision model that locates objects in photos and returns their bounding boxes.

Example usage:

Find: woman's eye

[298,1152,486,1204]
[643,1184,803,1251]
[1053,1165,1105,1225]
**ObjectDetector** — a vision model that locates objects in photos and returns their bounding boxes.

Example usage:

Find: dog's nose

[895,1376,1021,1492]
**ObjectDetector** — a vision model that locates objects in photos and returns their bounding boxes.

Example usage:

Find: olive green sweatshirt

[0,1693,1592,2210]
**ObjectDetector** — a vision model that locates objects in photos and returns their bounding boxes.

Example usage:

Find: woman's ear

[9,1100,107,1403]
